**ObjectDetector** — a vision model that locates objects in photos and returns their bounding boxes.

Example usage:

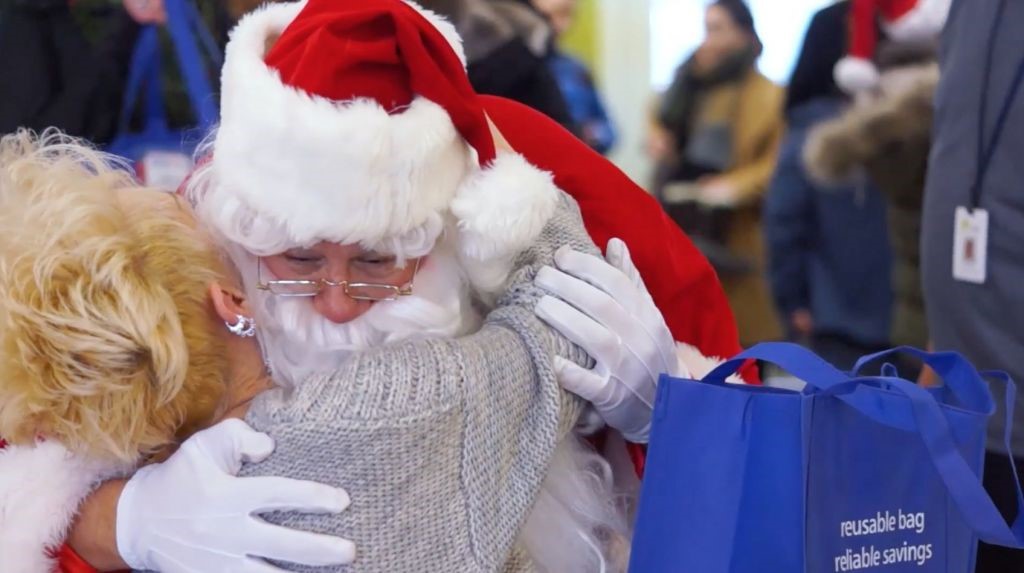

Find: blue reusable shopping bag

[108,0,220,189]
[629,343,1024,573]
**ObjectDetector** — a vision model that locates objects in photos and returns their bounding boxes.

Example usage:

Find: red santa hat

[834,0,951,94]
[205,0,558,273]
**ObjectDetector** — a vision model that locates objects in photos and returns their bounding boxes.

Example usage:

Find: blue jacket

[547,51,616,154]
[764,98,892,346]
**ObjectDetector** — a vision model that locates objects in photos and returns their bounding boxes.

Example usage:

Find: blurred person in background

[416,0,575,130]
[648,0,784,346]
[0,0,139,143]
[763,0,893,370]
[920,0,1024,569]
[0,0,249,144]
[803,39,938,361]
[532,0,617,154]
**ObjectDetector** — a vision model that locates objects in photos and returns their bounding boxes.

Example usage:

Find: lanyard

[971,0,1024,208]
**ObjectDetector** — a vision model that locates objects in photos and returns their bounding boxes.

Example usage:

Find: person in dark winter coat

[765,99,893,367]
[0,0,234,144]
[784,0,852,113]
[764,0,893,369]
[416,0,576,131]
[803,43,938,354]
[0,0,130,143]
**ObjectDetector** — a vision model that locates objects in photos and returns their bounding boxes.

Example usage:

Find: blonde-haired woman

[0,130,647,573]
[0,130,230,461]
[0,130,352,571]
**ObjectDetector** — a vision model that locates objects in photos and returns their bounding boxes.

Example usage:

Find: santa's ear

[208,282,252,323]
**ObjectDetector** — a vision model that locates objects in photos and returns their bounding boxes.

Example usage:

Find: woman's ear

[209,282,253,324]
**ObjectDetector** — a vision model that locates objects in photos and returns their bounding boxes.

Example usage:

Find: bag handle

[117,0,219,139]
[118,26,163,135]
[702,343,920,429]
[703,342,849,390]
[704,344,923,433]
[706,344,995,429]
[805,374,1024,546]
[878,373,1024,547]
[163,0,218,129]
[706,344,1024,545]
[853,346,994,415]
[181,0,223,70]
[979,371,1024,540]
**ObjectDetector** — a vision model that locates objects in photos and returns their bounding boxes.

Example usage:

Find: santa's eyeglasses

[255,257,420,301]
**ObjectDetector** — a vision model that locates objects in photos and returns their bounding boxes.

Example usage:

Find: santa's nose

[313,284,370,324]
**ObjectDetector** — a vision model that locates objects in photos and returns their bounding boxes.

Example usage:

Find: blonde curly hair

[0,130,228,463]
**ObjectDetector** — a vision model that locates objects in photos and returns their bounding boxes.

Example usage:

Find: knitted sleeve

[240,193,597,573]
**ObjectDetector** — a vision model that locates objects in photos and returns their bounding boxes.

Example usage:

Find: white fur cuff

[0,443,112,572]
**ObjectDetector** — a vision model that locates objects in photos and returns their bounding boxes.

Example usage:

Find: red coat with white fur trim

[0,440,120,573]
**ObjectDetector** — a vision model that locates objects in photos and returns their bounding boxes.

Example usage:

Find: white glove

[117,419,356,572]
[535,238,680,443]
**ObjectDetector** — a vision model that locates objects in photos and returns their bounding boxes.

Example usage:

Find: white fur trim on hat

[883,0,951,42]
[452,151,560,293]
[0,442,121,572]
[834,56,881,95]
[213,1,476,251]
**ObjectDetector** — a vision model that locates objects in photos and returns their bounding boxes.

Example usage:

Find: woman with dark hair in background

[648,0,784,346]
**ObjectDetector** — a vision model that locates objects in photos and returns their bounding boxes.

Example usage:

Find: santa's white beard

[249,243,632,571]
[254,245,478,387]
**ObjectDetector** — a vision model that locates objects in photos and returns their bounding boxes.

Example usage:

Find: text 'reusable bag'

[108,0,220,190]
[629,343,1024,572]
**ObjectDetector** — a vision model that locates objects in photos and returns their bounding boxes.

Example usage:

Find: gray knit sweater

[239,193,599,572]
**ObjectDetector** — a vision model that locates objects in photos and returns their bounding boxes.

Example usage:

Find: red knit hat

[205,0,558,275]
[834,0,950,94]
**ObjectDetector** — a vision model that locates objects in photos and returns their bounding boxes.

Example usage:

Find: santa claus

[32,0,742,571]
[178,1,700,569]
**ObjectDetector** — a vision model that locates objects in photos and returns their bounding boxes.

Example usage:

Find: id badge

[953,206,989,284]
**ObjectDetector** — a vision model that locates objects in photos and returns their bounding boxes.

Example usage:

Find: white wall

[594,0,655,186]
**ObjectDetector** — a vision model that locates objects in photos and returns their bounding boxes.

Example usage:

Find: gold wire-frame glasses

[255,257,421,301]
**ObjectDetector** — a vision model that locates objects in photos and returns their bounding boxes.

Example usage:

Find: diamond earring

[226,314,256,337]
